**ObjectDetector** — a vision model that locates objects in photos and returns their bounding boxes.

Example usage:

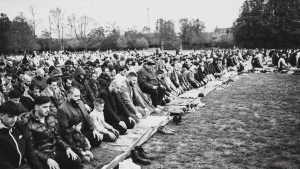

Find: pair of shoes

[173,115,183,125]
[185,104,190,109]
[170,111,182,116]
[165,97,171,103]
[158,126,175,135]
[135,146,155,160]
[190,104,197,108]
[131,146,153,165]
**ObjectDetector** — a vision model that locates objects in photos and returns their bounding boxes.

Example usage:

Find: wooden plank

[102,116,172,169]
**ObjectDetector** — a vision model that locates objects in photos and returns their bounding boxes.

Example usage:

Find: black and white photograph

[0,0,299,168]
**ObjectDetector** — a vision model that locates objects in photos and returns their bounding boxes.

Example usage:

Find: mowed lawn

[142,73,300,169]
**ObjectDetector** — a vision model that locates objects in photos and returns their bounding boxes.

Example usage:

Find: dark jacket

[157,76,172,93]
[99,88,131,126]
[170,70,180,88]
[5,65,17,74]
[88,78,99,99]
[0,122,42,169]
[13,82,26,94]
[177,71,192,89]
[214,63,225,73]
[31,76,47,91]
[72,67,93,105]
[19,90,35,112]
[195,67,207,83]
[23,112,69,162]
[57,100,96,133]
[183,70,199,88]
[98,73,112,89]
[63,128,90,155]
[137,65,159,92]
[206,63,217,75]
[227,57,237,67]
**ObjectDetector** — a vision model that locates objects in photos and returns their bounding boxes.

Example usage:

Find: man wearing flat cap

[137,59,166,108]
[21,96,82,169]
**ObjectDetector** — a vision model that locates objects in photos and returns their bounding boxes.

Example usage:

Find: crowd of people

[0,48,299,169]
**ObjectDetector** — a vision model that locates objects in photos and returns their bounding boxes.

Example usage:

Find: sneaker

[173,116,183,125]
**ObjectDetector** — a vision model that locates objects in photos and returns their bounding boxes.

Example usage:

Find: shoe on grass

[158,126,174,135]
[135,146,155,160]
[131,150,151,165]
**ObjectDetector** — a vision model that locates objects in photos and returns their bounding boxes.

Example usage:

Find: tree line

[232,0,300,48]
[1,0,299,53]
[0,6,214,54]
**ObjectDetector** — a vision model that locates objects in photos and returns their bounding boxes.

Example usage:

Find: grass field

[142,73,300,169]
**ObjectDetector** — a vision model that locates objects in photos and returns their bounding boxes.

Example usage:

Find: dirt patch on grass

[142,73,300,169]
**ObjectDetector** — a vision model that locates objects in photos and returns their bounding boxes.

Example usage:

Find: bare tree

[50,7,64,50]
[68,14,94,51]
[29,5,39,37]
[48,15,52,38]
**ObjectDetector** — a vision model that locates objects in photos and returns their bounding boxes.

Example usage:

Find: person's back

[272,53,279,67]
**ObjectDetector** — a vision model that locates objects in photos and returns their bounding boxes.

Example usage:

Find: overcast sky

[1,0,245,36]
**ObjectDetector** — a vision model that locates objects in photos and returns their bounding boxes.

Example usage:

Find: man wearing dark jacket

[195,61,208,85]
[57,87,103,148]
[98,67,112,89]
[137,60,166,107]
[99,80,136,135]
[0,101,42,169]
[72,67,94,111]
[5,60,17,74]
[19,84,41,112]
[31,68,47,91]
[23,96,81,169]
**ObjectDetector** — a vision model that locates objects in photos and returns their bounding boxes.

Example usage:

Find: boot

[131,149,151,165]
[173,115,183,125]
[135,146,155,160]
[165,97,171,103]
